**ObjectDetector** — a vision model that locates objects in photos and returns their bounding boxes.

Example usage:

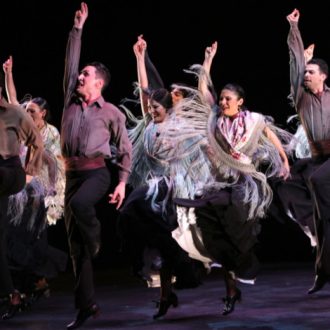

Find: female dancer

[2,56,66,311]
[119,35,213,319]
[175,41,292,315]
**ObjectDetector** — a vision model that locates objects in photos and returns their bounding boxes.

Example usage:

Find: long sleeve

[287,22,305,109]
[63,27,82,109]
[110,109,132,183]
[19,111,44,176]
[144,50,165,90]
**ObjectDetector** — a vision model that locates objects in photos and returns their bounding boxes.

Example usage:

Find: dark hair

[170,82,193,98]
[30,97,52,122]
[220,83,247,110]
[307,58,329,77]
[221,83,246,100]
[85,61,111,91]
[150,88,173,110]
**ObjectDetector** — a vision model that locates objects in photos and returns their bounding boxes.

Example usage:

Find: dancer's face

[219,89,243,117]
[171,88,184,106]
[304,63,326,92]
[148,99,167,123]
[26,101,46,127]
[76,65,103,98]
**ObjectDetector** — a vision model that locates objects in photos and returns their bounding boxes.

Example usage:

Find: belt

[309,139,330,158]
[64,156,105,171]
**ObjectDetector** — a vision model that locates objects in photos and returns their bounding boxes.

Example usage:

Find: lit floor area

[1,262,330,330]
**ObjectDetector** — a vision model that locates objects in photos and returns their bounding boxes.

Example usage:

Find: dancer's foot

[2,291,24,320]
[153,292,178,319]
[222,287,242,315]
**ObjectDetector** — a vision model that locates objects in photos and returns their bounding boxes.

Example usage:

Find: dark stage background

[2,0,328,268]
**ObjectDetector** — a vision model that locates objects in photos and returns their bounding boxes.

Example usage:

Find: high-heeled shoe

[308,274,328,294]
[222,288,242,315]
[30,284,51,303]
[66,303,100,330]
[2,291,23,320]
[153,292,178,319]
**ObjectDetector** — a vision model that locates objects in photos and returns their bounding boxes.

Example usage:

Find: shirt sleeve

[63,28,82,109]
[110,109,132,183]
[19,113,44,176]
[287,21,305,110]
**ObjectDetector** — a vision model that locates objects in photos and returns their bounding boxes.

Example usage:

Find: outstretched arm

[264,126,290,179]
[133,35,149,116]
[64,2,88,107]
[286,8,305,110]
[199,41,218,106]
[2,56,19,105]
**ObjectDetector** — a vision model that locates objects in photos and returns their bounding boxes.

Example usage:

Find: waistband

[64,156,105,171]
[0,155,21,167]
[310,139,330,158]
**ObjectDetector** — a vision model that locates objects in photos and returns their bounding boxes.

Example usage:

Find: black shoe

[308,275,327,294]
[222,288,242,316]
[67,303,100,329]
[2,292,23,320]
[153,292,178,319]
[30,284,51,303]
[2,303,21,320]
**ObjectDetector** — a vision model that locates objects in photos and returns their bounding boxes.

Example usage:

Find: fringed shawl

[123,107,151,189]
[287,115,311,159]
[8,123,65,230]
[293,124,311,158]
[123,90,213,215]
[40,123,66,225]
[147,116,213,213]
[206,108,292,220]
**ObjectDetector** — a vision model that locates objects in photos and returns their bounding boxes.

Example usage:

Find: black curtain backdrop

[2,0,324,267]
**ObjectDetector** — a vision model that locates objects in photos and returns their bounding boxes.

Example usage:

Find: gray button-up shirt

[288,22,330,142]
[61,28,131,182]
[0,98,43,175]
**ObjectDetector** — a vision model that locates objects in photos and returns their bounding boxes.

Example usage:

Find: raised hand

[3,55,13,74]
[74,2,88,29]
[287,8,300,24]
[204,41,218,62]
[133,34,147,59]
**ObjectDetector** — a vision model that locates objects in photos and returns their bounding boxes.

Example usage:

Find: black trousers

[0,156,26,296]
[275,157,330,277]
[64,167,110,310]
[119,185,181,271]
[308,157,330,276]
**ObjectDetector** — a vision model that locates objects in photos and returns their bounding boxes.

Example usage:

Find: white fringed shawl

[206,108,292,220]
[123,90,214,267]
[125,90,213,214]
[8,123,65,231]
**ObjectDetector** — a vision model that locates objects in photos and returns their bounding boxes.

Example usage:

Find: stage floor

[1,262,330,330]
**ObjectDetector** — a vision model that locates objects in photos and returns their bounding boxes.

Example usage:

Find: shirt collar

[75,95,105,108]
